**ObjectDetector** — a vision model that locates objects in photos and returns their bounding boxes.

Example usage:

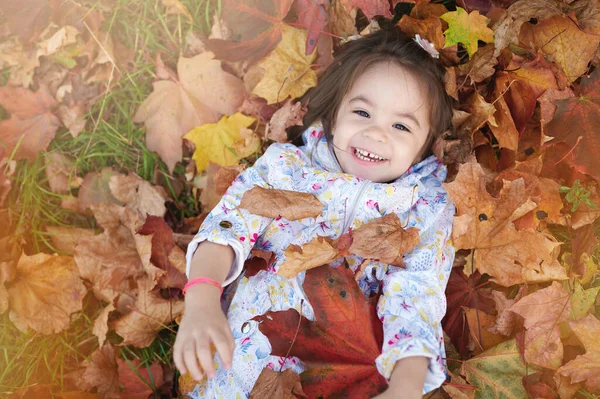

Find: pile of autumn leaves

[2,0,600,397]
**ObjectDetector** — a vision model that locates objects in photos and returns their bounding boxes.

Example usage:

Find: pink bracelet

[182,277,224,296]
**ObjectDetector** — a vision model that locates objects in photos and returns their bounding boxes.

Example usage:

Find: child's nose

[363,124,388,143]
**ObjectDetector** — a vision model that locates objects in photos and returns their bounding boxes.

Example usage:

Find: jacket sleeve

[374,200,455,393]
[185,147,281,286]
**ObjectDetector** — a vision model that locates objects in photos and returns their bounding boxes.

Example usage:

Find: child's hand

[173,298,235,381]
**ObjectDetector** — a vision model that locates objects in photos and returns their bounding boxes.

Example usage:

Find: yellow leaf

[184,113,258,172]
[440,7,494,57]
[252,25,317,104]
[571,280,600,320]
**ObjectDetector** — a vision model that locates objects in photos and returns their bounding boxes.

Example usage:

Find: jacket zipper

[341,180,371,234]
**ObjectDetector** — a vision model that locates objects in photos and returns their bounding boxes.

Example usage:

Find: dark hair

[288,26,454,163]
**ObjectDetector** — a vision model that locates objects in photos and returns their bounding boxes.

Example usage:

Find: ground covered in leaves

[1,0,600,398]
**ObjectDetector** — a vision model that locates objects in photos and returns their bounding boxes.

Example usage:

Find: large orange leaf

[0,85,61,161]
[205,0,293,65]
[443,156,566,286]
[546,67,600,179]
[253,264,387,398]
[8,252,87,334]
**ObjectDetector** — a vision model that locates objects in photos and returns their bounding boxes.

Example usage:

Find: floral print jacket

[185,122,456,395]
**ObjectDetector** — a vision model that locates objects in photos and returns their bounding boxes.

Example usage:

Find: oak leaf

[546,67,600,178]
[112,277,184,347]
[461,339,533,399]
[252,25,318,104]
[253,264,387,398]
[205,0,293,65]
[440,7,494,57]
[443,156,566,286]
[557,314,600,391]
[184,113,259,173]
[133,52,245,171]
[249,368,307,398]
[8,252,87,334]
[348,213,420,267]
[0,85,61,161]
[239,186,324,221]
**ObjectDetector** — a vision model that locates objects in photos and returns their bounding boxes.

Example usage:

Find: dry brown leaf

[0,260,16,314]
[197,163,247,213]
[7,253,86,334]
[93,303,116,348]
[557,314,600,391]
[108,173,168,218]
[267,100,306,143]
[397,15,445,50]
[239,186,324,221]
[112,277,184,347]
[464,308,506,355]
[486,288,526,336]
[81,344,120,398]
[249,367,306,398]
[133,52,245,171]
[0,85,61,161]
[45,226,97,255]
[45,152,80,194]
[349,213,420,267]
[117,357,165,398]
[277,236,341,278]
[0,36,40,87]
[457,44,497,84]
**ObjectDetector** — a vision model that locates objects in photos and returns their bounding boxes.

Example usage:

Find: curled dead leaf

[239,186,324,221]
[277,236,341,278]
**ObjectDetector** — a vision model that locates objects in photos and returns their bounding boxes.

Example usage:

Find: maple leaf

[557,314,600,391]
[440,7,494,57]
[108,173,168,218]
[520,15,600,85]
[239,186,324,221]
[348,213,420,267]
[184,113,260,173]
[341,0,398,20]
[0,85,61,161]
[74,203,150,303]
[442,267,495,357]
[329,0,358,38]
[7,252,87,334]
[546,67,600,178]
[457,44,497,85]
[117,358,165,399]
[486,287,527,337]
[253,264,387,398]
[291,0,329,56]
[205,0,293,65]
[443,156,567,286]
[133,52,245,171]
[508,281,571,370]
[397,14,445,51]
[112,277,184,347]
[81,344,120,398]
[461,339,534,399]
[253,25,318,104]
[93,303,116,348]
[137,215,187,290]
[45,226,97,255]
[249,368,307,398]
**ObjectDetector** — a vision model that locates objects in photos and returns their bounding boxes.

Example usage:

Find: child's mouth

[352,147,387,163]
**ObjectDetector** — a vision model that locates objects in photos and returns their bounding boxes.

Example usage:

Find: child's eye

[393,123,410,132]
[353,110,369,118]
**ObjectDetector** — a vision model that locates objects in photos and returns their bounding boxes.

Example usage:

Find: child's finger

[173,342,187,375]
[212,332,233,368]
[183,344,204,381]
[196,339,217,379]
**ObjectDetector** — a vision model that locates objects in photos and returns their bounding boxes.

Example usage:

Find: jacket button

[219,221,232,229]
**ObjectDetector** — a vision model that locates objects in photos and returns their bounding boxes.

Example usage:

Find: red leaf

[291,0,329,55]
[253,264,387,398]
[442,266,495,357]
[117,358,165,399]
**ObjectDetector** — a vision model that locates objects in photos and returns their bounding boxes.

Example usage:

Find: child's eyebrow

[349,95,422,129]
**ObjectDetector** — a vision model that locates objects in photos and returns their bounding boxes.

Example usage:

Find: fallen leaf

[93,303,116,348]
[205,0,293,65]
[117,358,165,399]
[0,85,61,161]
[443,156,566,286]
[557,314,600,391]
[8,252,87,334]
[348,213,420,267]
[45,152,80,194]
[36,25,80,59]
[341,0,395,20]
[397,14,445,50]
[464,307,506,354]
[112,277,184,347]
[0,36,40,87]
[184,113,259,173]
[268,100,306,143]
[81,344,120,398]
[253,264,387,398]
[457,43,497,84]
[0,0,52,42]
[0,259,16,314]
[197,163,246,213]
[239,186,324,221]
[440,7,494,57]
[45,226,97,255]
[277,236,341,278]
[109,173,168,218]
[161,0,193,22]
[570,281,600,320]
[249,368,307,398]
[486,288,526,337]
[291,0,328,55]
[133,52,245,171]
[68,168,121,214]
[329,0,358,38]
[253,24,318,104]
[461,339,533,399]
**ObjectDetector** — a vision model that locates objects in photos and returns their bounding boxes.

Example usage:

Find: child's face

[331,62,431,183]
